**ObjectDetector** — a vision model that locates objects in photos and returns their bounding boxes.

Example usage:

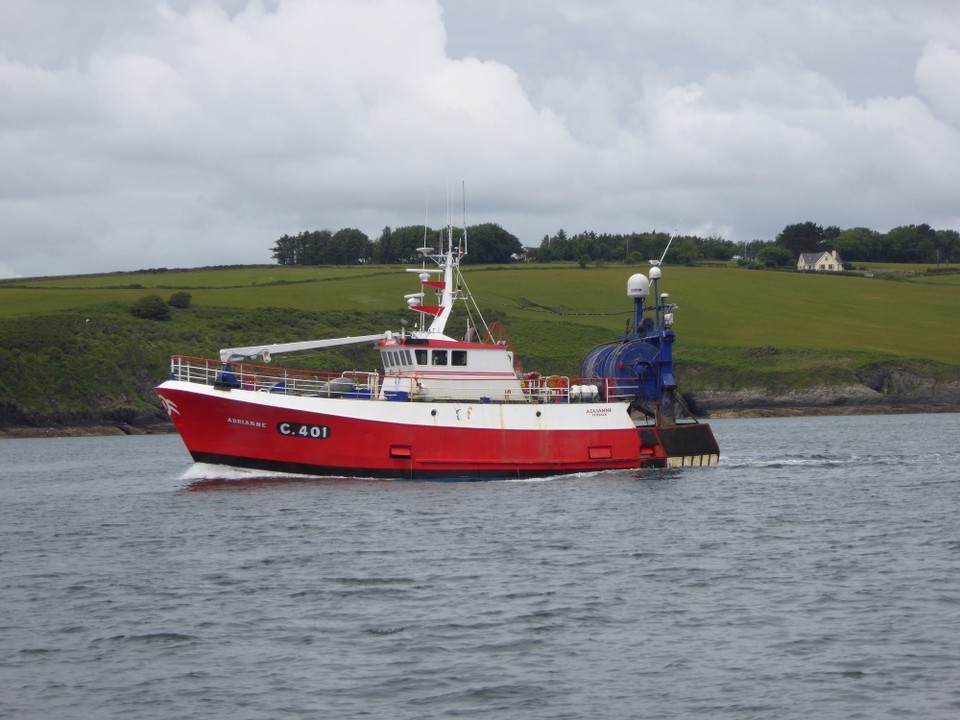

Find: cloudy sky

[2,0,959,278]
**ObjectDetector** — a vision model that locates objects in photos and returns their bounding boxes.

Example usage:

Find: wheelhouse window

[452,350,467,367]
[432,350,448,366]
[385,350,410,368]
[415,349,428,365]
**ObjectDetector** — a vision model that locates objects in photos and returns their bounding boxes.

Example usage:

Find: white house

[797,250,843,272]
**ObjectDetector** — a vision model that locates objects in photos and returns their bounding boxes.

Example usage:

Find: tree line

[271,224,523,265]
[271,221,960,267]
[531,229,735,265]
[532,222,960,267]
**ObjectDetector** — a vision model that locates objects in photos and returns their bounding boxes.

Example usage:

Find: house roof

[798,250,842,264]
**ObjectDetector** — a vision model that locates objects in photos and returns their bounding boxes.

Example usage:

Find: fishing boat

[156,226,718,479]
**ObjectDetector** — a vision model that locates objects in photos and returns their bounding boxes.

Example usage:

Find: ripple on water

[1,415,959,719]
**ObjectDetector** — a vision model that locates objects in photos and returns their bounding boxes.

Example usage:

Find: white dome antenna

[627,273,650,299]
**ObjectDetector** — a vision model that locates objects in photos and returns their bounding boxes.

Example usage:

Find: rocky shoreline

[0,422,176,439]
[688,370,960,420]
[3,380,958,439]
[704,401,960,419]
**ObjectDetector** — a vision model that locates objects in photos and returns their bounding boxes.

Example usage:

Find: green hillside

[1,263,958,428]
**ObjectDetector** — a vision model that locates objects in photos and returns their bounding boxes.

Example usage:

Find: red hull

[157,383,669,479]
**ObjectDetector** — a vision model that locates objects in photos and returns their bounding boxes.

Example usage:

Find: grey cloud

[1,0,958,277]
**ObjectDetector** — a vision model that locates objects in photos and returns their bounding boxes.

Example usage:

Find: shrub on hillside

[130,295,171,321]
[167,291,192,309]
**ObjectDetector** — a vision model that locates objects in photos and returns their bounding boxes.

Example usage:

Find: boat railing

[518,374,597,404]
[601,382,652,403]
[518,376,648,404]
[169,355,380,398]
[169,355,646,405]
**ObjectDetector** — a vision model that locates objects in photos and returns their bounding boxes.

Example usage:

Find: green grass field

[2,263,958,364]
[1,262,957,426]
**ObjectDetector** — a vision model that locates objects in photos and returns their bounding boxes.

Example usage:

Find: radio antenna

[461,181,468,256]
[651,219,683,266]
[422,193,429,248]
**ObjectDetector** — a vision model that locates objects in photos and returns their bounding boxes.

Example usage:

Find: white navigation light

[419,272,430,282]
[627,273,650,299]
[664,313,674,327]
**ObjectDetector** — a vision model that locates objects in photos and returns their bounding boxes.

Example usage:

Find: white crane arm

[219,333,387,362]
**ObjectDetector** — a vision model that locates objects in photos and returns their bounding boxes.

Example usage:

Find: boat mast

[426,225,457,336]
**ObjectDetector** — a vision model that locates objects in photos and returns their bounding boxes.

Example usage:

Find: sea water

[1,413,958,719]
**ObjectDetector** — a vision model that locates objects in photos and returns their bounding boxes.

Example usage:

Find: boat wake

[180,462,305,483]
[719,452,917,470]
[178,464,652,489]
[179,463,386,491]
